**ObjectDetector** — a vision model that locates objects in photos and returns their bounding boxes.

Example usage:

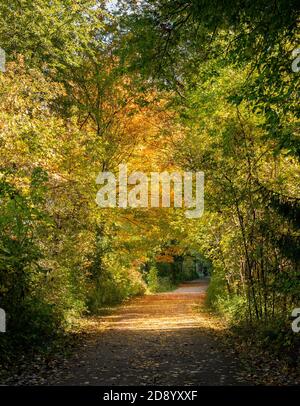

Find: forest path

[46,279,247,385]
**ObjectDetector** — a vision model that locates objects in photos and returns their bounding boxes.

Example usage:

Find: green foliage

[0,0,106,73]
[88,266,146,311]
[0,168,69,355]
[146,266,160,293]
[146,265,176,293]
[206,271,247,323]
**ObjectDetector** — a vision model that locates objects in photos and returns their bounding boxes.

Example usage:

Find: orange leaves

[155,254,174,264]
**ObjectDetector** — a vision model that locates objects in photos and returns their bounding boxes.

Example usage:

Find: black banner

[0,386,299,403]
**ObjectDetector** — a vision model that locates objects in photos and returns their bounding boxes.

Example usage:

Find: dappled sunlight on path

[84,281,223,332]
[42,279,246,386]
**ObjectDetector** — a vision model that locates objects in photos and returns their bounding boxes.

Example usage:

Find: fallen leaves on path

[1,280,299,386]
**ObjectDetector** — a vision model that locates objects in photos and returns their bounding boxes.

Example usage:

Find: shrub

[206,272,247,322]
[146,266,176,293]
[87,265,146,312]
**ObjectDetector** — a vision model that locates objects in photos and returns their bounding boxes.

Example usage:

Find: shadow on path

[46,279,247,386]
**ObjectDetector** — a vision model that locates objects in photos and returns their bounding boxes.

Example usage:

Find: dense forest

[0,0,299,380]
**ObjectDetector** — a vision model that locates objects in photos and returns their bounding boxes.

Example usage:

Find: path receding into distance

[44,279,248,386]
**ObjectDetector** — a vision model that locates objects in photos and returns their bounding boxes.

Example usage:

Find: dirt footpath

[44,279,246,386]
